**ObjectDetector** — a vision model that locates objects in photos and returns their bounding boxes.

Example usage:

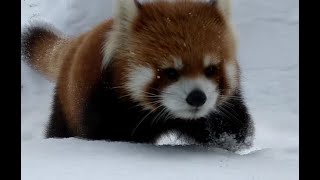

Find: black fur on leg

[45,90,72,138]
[204,90,255,151]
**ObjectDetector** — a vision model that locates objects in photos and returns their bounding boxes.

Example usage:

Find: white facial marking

[204,55,212,67]
[161,77,219,120]
[126,66,154,102]
[159,57,184,70]
[155,131,195,146]
[203,55,220,67]
[225,62,239,91]
[174,57,184,70]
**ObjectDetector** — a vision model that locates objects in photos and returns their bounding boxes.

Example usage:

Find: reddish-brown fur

[56,21,115,135]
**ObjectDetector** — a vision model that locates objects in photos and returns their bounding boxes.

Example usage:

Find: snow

[21,0,299,180]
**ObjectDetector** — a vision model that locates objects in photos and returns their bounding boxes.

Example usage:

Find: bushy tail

[21,22,68,82]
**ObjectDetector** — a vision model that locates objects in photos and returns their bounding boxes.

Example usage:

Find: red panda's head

[103,0,240,120]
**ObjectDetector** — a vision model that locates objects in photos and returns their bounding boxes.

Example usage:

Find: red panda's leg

[45,90,72,138]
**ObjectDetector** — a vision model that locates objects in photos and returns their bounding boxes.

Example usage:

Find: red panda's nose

[186,89,207,107]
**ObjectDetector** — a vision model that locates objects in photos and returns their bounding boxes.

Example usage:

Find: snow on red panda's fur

[21,0,254,150]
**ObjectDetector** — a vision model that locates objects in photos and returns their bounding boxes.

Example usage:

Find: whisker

[151,107,167,127]
[217,106,233,120]
[131,104,163,136]
[118,94,131,99]
[218,105,242,125]
[220,95,243,99]
[127,103,144,110]
[109,86,125,90]
[221,104,240,119]
[149,88,176,96]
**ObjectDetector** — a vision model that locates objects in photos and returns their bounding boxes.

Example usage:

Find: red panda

[21,0,254,151]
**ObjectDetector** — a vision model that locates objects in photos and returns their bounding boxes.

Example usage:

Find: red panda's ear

[102,0,142,70]
[209,0,217,5]
[134,0,143,9]
[113,0,141,30]
[210,0,232,20]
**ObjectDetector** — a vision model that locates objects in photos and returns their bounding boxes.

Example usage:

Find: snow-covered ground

[21,0,299,179]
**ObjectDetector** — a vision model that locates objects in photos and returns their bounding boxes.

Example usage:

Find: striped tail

[21,22,68,82]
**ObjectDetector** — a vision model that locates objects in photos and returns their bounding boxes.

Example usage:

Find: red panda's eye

[205,65,217,77]
[164,68,179,80]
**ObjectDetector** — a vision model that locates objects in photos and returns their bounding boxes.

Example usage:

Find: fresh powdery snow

[21,0,299,180]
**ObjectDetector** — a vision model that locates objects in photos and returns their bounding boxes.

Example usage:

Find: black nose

[186,89,207,107]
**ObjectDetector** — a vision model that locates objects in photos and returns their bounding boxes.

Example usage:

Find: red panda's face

[107,1,240,120]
